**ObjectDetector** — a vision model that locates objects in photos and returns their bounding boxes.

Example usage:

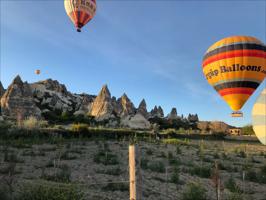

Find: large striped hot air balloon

[64,0,96,32]
[252,88,266,145]
[202,36,266,116]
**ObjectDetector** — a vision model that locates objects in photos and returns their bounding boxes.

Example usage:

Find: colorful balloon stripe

[203,50,266,67]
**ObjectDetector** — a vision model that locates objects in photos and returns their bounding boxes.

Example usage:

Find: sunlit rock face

[117,93,136,117]
[1,75,41,120]
[89,85,115,120]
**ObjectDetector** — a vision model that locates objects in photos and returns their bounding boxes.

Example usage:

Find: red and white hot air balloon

[64,0,96,32]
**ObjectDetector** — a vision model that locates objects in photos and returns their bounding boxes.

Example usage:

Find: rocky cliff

[117,93,136,117]
[0,81,5,98]
[197,121,233,133]
[137,99,149,119]
[1,75,208,130]
[1,76,41,120]
[89,85,115,120]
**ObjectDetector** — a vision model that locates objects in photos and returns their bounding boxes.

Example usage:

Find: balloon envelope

[35,70,40,75]
[202,36,266,111]
[252,88,266,145]
[64,0,96,32]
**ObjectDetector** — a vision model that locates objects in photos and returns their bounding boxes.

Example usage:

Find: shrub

[225,177,240,193]
[141,158,149,170]
[22,116,48,129]
[182,182,207,200]
[102,182,128,191]
[16,183,84,200]
[70,123,88,133]
[41,164,71,183]
[148,161,165,173]
[226,192,243,200]
[93,151,119,165]
[189,165,211,178]
[170,167,180,184]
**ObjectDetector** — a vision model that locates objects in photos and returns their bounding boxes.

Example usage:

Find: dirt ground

[0,138,265,200]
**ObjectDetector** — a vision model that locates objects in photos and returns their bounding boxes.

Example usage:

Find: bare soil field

[0,137,265,200]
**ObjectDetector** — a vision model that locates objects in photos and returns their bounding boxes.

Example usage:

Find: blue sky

[1,0,265,127]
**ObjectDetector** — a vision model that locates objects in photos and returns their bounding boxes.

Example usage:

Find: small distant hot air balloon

[35,70,41,75]
[202,36,266,117]
[64,0,96,32]
[252,88,266,145]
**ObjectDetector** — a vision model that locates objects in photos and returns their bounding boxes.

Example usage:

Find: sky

[0,0,265,127]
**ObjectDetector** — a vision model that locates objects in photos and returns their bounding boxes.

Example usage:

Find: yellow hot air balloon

[35,70,41,75]
[64,0,96,32]
[202,36,266,116]
[252,88,266,145]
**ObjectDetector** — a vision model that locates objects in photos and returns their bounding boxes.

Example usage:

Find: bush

[22,116,48,129]
[170,167,180,184]
[148,161,165,173]
[182,182,207,200]
[225,177,240,193]
[93,151,119,165]
[41,164,71,183]
[242,125,254,136]
[189,165,211,178]
[16,183,84,200]
[70,123,89,133]
[226,192,243,200]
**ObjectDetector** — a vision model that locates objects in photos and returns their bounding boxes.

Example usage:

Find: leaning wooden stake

[129,145,136,200]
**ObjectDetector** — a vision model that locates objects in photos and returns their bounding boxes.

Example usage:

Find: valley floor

[0,136,266,200]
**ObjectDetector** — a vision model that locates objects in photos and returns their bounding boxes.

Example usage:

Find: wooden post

[129,145,136,200]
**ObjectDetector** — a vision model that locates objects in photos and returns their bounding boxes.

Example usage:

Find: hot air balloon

[202,36,266,117]
[252,88,266,145]
[35,70,41,75]
[64,0,96,32]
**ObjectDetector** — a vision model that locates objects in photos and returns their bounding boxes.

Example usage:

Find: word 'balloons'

[64,0,96,32]
[202,36,266,115]
[252,88,266,145]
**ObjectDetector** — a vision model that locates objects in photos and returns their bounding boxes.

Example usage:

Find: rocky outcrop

[74,93,96,116]
[121,113,150,129]
[197,121,233,133]
[89,85,114,120]
[117,93,135,117]
[137,99,149,119]
[1,75,41,120]
[167,107,178,119]
[0,81,5,98]
[150,105,164,118]
[30,79,87,115]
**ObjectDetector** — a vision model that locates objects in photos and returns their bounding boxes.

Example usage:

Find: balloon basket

[231,111,243,118]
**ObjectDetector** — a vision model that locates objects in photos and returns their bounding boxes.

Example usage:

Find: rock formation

[167,107,178,119]
[197,121,233,133]
[150,105,164,118]
[1,75,41,120]
[89,85,114,120]
[0,81,5,98]
[137,99,149,119]
[30,79,86,115]
[121,113,150,129]
[117,93,135,117]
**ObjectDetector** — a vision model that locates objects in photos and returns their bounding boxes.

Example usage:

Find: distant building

[229,128,242,135]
